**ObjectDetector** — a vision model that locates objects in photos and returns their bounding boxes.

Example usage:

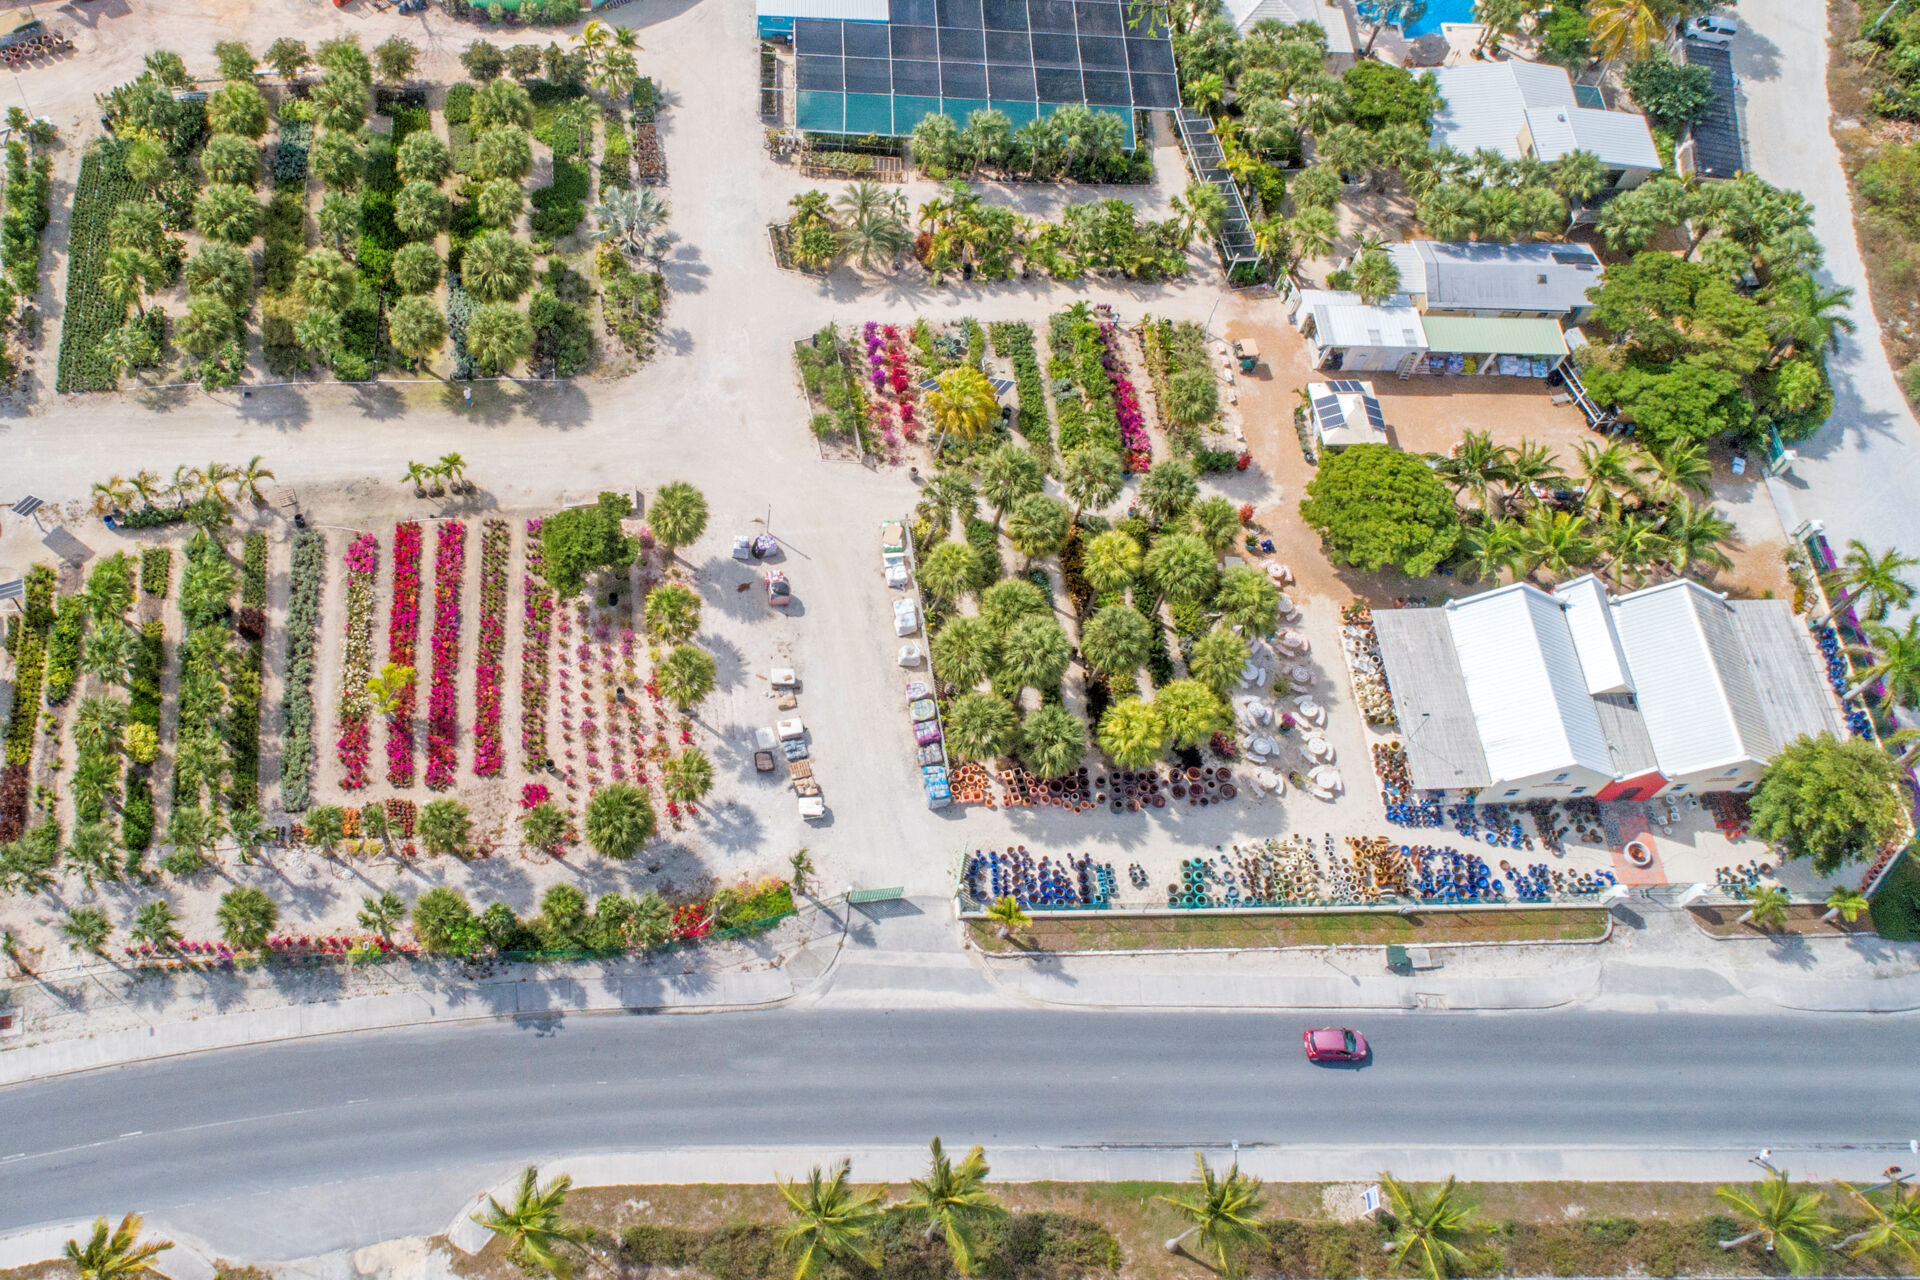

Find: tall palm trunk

[1163,1224,1201,1255]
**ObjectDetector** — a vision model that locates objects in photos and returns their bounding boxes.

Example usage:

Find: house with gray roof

[1385,240,1603,323]
[1428,61,1661,202]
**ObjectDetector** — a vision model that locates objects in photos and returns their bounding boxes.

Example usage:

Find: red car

[1304,1027,1368,1063]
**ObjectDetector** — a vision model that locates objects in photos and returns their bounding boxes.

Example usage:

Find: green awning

[1420,314,1569,359]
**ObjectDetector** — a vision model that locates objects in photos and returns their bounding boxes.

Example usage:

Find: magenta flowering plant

[522,782,551,809]
[385,522,423,787]
[337,532,380,789]
[473,520,509,777]
[425,521,466,790]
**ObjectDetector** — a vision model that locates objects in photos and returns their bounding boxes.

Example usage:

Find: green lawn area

[967,908,1609,954]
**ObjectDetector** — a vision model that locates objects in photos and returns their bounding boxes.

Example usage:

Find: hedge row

[124,619,166,852]
[42,595,86,704]
[53,143,143,392]
[229,530,269,812]
[3,139,52,297]
[988,321,1053,462]
[141,546,172,598]
[278,530,325,812]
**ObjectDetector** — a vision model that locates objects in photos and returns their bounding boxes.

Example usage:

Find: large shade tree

[1749,735,1907,876]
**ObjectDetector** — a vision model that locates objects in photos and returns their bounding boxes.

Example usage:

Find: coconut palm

[1455,519,1523,586]
[1823,886,1871,926]
[976,442,1045,527]
[1588,0,1670,62]
[919,542,984,606]
[1846,617,1920,706]
[1019,705,1086,778]
[216,886,278,950]
[656,644,717,710]
[777,1160,884,1280]
[87,475,130,518]
[473,1166,594,1280]
[1767,274,1856,361]
[837,210,911,270]
[1637,439,1714,500]
[130,900,183,951]
[650,480,709,562]
[946,691,1019,763]
[643,582,702,644]
[234,456,276,507]
[983,894,1029,939]
[1157,1154,1265,1275]
[902,1138,1003,1273]
[1083,529,1143,595]
[934,616,1001,691]
[1839,1179,1920,1263]
[1737,883,1792,929]
[1437,431,1516,514]
[1660,496,1736,577]
[1006,493,1070,565]
[999,615,1072,691]
[1061,445,1124,516]
[1098,697,1166,768]
[583,785,655,860]
[1504,439,1568,511]
[1081,603,1152,682]
[1383,1174,1480,1280]
[1573,440,1644,516]
[662,748,715,804]
[1188,627,1250,696]
[1518,509,1596,582]
[1819,540,1919,624]
[1717,1170,1835,1274]
[63,1214,173,1280]
[1598,514,1671,589]
[1145,534,1217,605]
[926,366,1002,451]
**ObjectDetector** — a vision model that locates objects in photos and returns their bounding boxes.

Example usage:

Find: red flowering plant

[425,522,466,789]
[385,522,423,786]
[337,533,380,789]
[473,520,510,776]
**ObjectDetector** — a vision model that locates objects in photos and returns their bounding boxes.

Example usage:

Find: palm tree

[1145,533,1217,605]
[919,542,983,606]
[1518,509,1596,582]
[1637,440,1714,501]
[591,187,671,258]
[983,893,1029,939]
[1006,494,1071,565]
[946,691,1019,763]
[650,480,709,563]
[1597,514,1670,589]
[402,461,434,497]
[934,617,1001,691]
[1139,460,1198,526]
[438,452,471,494]
[1188,627,1250,696]
[1098,697,1167,769]
[66,822,122,891]
[199,461,239,505]
[234,455,276,507]
[837,211,910,270]
[63,1214,173,1280]
[1573,440,1643,516]
[217,886,278,949]
[1767,274,1856,362]
[1846,617,1920,705]
[1437,431,1516,514]
[1082,529,1142,595]
[462,229,537,303]
[643,582,703,644]
[91,476,135,516]
[1060,446,1124,518]
[1158,1154,1265,1274]
[975,442,1044,528]
[1822,886,1871,926]
[1717,1170,1835,1274]
[472,1166,594,1280]
[777,1160,883,1280]
[1737,883,1791,929]
[904,1138,1003,1273]
[1383,1175,1479,1280]
[656,644,717,711]
[920,470,978,534]
[1019,704,1085,778]
[1660,496,1736,577]
[61,906,113,955]
[1588,0,1667,62]
[926,366,1001,451]
[1457,519,1523,586]
[1503,440,1567,512]
[130,900,183,951]
[1819,540,1919,624]
[583,785,655,859]
[662,748,715,804]
[1838,1178,1920,1264]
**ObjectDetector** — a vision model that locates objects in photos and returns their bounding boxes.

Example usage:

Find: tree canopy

[540,492,638,598]
[1299,444,1460,576]
[1750,735,1908,876]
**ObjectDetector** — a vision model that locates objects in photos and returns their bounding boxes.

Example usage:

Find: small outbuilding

[1308,380,1389,451]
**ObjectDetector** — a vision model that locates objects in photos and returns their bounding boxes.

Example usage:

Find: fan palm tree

[583,785,654,859]
[216,886,278,950]
[984,893,1029,939]
[1080,604,1152,682]
[1098,697,1167,769]
[1020,704,1085,778]
[1839,1178,1920,1263]
[72,694,128,753]
[662,748,715,804]
[1006,494,1071,565]
[777,1160,883,1280]
[65,822,122,891]
[1189,496,1241,557]
[462,229,537,303]
[1847,617,1920,706]
[1082,529,1143,595]
[1436,431,1516,514]
[656,644,717,710]
[1383,1175,1479,1280]
[1158,1154,1265,1275]
[130,900,183,951]
[946,691,1018,763]
[1145,533,1217,605]
[102,247,161,316]
[934,616,1002,692]
[920,470,978,534]
[1188,627,1250,696]
[643,582,702,644]
[904,1138,1003,1273]
[1819,540,1918,625]
[999,615,1072,691]
[1717,1170,1835,1274]
[650,480,709,564]
[63,1214,173,1280]
[976,442,1044,528]
[591,187,671,258]
[1060,445,1123,517]
[473,1166,594,1280]
[1660,496,1735,577]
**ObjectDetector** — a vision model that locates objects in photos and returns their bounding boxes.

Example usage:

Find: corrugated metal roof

[1372,610,1492,790]
[1387,240,1601,316]
[1593,690,1660,778]
[1730,601,1850,749]
[1429,61,1577,159]
[1445,583,1613,782]
[1419,314,1569,358]
[758,0,889,20]
[1523,104,1662,170]
[1299,289,1426,352]
[1554,575,1634,695]
[1223,0,1356,51]
[1610,581,1769,776]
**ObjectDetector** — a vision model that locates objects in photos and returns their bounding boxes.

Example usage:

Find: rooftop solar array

[791,0,1177,136]
[1324,379,1368,393]
[1311,394,1345,430]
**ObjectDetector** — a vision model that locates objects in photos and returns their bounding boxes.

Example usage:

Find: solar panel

[1312,396,1346,429]
[0,578,21,602]
[10,496,42,517]
[1326,379,1366,393]
[1364,397,1387,429]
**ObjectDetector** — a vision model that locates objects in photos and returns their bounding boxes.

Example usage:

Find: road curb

[969,914,1615,960]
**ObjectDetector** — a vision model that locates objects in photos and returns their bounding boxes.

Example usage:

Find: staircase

[1395,352,1422,380]
[1557,362,1619,432]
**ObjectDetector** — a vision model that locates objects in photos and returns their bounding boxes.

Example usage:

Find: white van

[1686,12,1737,43]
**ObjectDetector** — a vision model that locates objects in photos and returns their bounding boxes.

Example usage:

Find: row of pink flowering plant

[385,522,422,786]
[425,522,466,789]
[337,533,379,789]
[473,519,509,777]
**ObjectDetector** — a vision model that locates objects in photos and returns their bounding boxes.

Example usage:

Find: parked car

[1685,12,1736,42]
[1303,1027,1368,1063]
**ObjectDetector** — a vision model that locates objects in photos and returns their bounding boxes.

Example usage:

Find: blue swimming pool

[1355,0,1476,38]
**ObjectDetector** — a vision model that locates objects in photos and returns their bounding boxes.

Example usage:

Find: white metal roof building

[1371,577,1847,801]
[1384,240,1603,320]
[1219,0,1357,59]
[1287,288,1427,375]
[1308,379,1389,449]
[1428,62,1659,193]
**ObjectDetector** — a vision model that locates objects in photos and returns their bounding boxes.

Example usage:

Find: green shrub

[122,774,155,852]
[42,596,85,704]
[140,547,172,598]
[444,81,474,125]
[54,142,143,391]
[279,530,325,810]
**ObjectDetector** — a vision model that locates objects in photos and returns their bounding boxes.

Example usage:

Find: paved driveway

[1737,0,1920,556]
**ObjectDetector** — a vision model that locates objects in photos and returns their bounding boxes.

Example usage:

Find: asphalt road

[4,1007,1919,1255]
